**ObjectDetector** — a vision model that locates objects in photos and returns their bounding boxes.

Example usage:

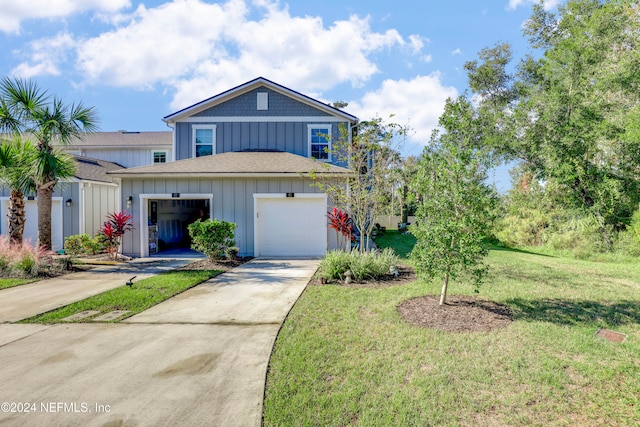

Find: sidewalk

[0,255,202,323]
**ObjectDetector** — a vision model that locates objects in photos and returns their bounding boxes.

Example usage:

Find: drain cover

[594,328,627,343]
[62,310,100,321]
[92,310,131,321]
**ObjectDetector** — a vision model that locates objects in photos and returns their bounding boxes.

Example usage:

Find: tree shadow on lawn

[490,245,555,257]
[505,298,640,327]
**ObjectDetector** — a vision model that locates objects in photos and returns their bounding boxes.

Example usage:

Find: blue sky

[0,0,559,189]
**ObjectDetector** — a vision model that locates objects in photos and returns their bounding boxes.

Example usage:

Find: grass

[263,236,640,426]
[373,230,416,260]
[21,269,221,323]
[0,277,37,290]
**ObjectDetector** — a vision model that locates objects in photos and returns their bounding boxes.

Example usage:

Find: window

[308,125,331,161]
[153,151,167,163]
[192,125,216,157]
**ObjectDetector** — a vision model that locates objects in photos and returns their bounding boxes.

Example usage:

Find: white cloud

[507,0,559,11]
[0,0,131,34]
[10,32,76,78]
[348,74,458,149]
[68,0,409,110]
[451,48,462,56]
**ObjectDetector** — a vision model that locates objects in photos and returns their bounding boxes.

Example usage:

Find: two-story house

[110,77,357,257]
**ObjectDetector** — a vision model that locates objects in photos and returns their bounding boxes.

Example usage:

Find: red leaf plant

[100,211,134,260]
[327,208,354,251]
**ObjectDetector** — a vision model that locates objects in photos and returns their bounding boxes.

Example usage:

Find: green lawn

[21,269,221,323]
[263,240,640,426]
[373,230,416,260]
[0,277,37,290]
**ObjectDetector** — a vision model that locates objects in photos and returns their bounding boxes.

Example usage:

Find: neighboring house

[56,131,173,168]
[0,155,123,250]
[110,77,357,257]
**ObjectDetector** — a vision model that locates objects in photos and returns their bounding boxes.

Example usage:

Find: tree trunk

[36,180,57,251]
[439,271,450,305]
[7,189,26,244]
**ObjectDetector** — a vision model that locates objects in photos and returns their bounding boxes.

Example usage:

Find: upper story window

[153,151,167,163]
[308,124,332,161]
[192,125,216,157]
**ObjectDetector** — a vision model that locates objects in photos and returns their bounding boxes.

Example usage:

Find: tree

[311,116,407,251]
[0,138,37,244]
[410,96,497,305]
[0,77,98,250]
[466,0,640,247]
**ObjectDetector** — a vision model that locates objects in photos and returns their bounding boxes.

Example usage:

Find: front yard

[263,235,640,426]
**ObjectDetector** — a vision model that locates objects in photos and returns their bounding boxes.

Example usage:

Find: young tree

[410,96,497,305]
[0,77,98,250]
[312,116,407,251]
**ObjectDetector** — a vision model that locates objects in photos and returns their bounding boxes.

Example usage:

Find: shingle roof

[54,131,172,147]
[72,155,124,183]
[108,151,351,177]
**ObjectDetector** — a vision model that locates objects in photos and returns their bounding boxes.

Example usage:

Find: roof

[53,131,172,148]
[108,151,351,178]
[163,77,359,124]
[72,155,124,183]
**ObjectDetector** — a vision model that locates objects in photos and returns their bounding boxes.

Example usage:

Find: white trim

[178,116,347,123]
[110,171,350,179]
[138,193,213,257]
[253,193,327,257]
[192,124,217,158]
[308,124,332,162]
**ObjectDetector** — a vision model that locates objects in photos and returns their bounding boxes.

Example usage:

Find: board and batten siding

[69,148,172,168]
[81,182,120,236]
[174,121,344,160]
[119,177,330,257]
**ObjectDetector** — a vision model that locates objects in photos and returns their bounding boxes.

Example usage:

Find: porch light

[127,196,133,207]
[65,199,72,207]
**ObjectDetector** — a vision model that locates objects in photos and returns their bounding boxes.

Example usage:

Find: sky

[0,0,560,190]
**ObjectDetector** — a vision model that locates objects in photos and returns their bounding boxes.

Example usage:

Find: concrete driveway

[0,258,318,427]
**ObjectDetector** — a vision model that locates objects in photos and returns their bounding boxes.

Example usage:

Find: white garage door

[1,198,63,250]
[255,195,326,257]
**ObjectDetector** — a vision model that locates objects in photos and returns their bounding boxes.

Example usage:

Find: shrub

[100,211,134,260]
[0,237,54,277]
[64,234,107,256]
[317,248,399,282]
[188,219,237,260]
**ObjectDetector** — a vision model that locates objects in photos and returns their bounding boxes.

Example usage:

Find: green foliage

[466,0,640,246]
[64,234,106,256]
[410,96,497,301]
[317,248,399,282]
[310,117,407,252]
[187,219,237,260]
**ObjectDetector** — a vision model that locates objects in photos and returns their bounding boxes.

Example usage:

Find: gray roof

[54,131,172,148]
[72,155,124,183]
[108,151,351,177]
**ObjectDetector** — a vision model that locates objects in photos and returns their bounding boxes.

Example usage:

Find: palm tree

[0,138,37,244]
[0,77,98,250]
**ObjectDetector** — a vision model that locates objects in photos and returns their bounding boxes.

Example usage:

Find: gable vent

[257,92,268,110]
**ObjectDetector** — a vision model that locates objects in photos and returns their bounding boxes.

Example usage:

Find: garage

[254,194,327,257]
[0,198,63,250]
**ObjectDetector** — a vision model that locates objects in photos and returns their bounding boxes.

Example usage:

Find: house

[0,155,123,250]
[109,77,357,258]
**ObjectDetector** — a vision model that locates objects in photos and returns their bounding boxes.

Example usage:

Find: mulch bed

[314,264,416,288]
[398,295,513,332]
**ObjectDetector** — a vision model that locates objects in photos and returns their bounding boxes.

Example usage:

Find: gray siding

[194,88,333,117]
[82,183,120,236]
[119,176,325,257]
[71,148,172,168]
[175,121,345,160]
